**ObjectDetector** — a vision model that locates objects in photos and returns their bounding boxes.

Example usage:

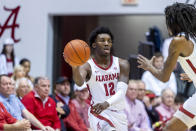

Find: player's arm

[106,58,130,105]
[71,63,91,86]
[138,36,187,82]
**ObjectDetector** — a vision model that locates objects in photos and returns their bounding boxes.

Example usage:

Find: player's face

[153,57,164,70]
[126,83,138,101]
[94,33,112,56]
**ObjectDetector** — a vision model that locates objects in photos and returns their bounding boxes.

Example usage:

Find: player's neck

[92,54,111,65]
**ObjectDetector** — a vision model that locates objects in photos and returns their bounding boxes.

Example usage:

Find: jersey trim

[92,56,113,70]
[179,105,195,119]
[90,109,115,128]
[186,59,196,74]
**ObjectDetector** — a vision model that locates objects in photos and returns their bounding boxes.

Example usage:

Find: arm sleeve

[106,81,128,106]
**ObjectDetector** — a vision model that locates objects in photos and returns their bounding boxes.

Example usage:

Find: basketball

[63,39,90,66]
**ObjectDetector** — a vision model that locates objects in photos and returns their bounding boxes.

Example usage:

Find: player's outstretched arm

[138,36,187,82]
[106,58,130,105]
[71,63,91,86]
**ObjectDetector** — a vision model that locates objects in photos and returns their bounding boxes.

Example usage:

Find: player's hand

[92,101,109,114]
[180,73,192,82]
[137,54,155,71]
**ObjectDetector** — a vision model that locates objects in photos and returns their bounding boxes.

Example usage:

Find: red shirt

[0,102,17,130]
[55,95,88,131]
[21,91,61,129]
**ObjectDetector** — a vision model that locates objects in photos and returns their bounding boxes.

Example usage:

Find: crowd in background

[0,37,195,131]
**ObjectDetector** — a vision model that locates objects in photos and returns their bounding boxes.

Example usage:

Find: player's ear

[92,43,96,48]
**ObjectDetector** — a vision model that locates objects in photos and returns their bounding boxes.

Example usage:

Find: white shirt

[142,71,177,96]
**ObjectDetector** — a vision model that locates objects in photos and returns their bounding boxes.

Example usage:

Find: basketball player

[137,3,196,131]
[65,26,130,131]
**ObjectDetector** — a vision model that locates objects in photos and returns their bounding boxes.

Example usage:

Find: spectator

[136,80,146,101]
[22,76,61,130]
[143,92,160,129]
[20,58,34,83]
[173,94,185,112]
[10,78,16,95]
[11,65,33,89]
[142,52,177,96]
[50,76,71,131]
[0,38,19,77]
[155,88,175,130]
[0,102,31,131]
[124,80,152,131]
[136,80,160,127]
[54,76,88,131]
[72,84,90,128]
[15,77,32,100]
[0,74,50,131]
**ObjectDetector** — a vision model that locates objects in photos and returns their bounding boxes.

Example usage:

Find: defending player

[66,26,129,131]
[137,3,196,131]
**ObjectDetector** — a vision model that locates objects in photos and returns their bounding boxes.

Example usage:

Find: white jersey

[178,37,196,86]
[87,56,125,111]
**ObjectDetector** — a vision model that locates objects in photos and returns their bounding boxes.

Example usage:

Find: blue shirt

[0,94,25,120]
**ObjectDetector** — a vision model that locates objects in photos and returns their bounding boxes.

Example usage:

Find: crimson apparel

[22,91,61,129]
[0,102,17,130]
[55,95,88,131]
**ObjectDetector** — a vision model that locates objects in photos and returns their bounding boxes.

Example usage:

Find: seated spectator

[143,92,160,128]
[136,80,160,127]
[0,38,19,77]
[50,77,71,131]
[22,76,61,130]
[0,74,50,130]
[11,65,33,89]
[173,94,185,112]
[0,102,31,131]
[19,58,34,83]
[124,80,152,131]
[54,76,88,131]
[72,84,90,128]
[141,52,177,96]
[10,78,16,95]
[136,80,146,101]
[155,88,175,130]
[15,77,32,100]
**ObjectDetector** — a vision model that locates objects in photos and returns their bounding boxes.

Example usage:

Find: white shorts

[174,93,196,128]
[88,108,128,131]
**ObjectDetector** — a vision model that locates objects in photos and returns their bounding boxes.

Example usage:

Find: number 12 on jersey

[104,82,116,96]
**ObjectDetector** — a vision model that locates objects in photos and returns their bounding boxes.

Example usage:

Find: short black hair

[165,2,196,40]
[20,58,30,65]
[88,26,114,47]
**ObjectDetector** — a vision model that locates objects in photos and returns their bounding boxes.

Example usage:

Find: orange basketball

[63,39,90,66]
